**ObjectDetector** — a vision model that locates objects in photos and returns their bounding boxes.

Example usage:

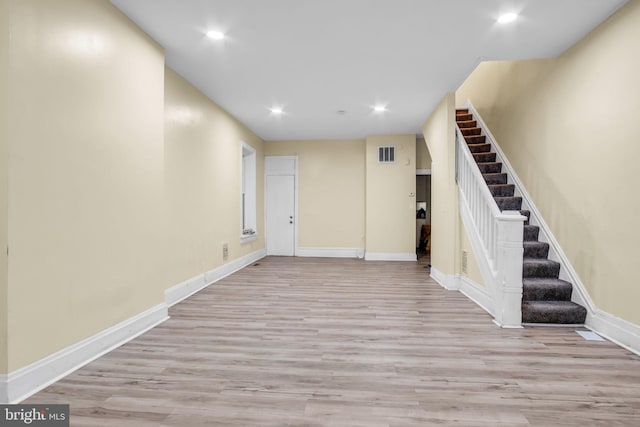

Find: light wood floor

[27,257,640,426]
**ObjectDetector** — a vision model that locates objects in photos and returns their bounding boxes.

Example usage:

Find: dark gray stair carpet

[522,301,588,324]
[483,173,508,185]
[495,196,522,211]
[524,241,549,258]
[473,152,496,163]
[477,162,502,174]
[524,225,540,241]
[523,278,573,301]
[488,184,515,197]
[457,108,587,325]
[523,258,561,278]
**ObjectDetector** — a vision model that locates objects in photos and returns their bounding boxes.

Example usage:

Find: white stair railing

[456,111,526,328]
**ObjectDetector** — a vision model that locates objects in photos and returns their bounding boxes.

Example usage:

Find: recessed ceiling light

[373,105,387,113]
[497,12,518,24]
[206,30,225,40]
[336,110,347,115]
[270,107,283,115]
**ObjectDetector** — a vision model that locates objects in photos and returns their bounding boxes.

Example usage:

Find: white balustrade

[455,119,525,328]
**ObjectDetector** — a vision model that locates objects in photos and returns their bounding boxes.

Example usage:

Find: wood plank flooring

[26,257,640,426]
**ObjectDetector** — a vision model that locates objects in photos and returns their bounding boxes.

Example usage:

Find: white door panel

[266,174,295,256]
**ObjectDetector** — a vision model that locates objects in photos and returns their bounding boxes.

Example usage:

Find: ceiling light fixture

[497,12,518,24]
[206,30,225,40]
[373,105,387,113]
[270,107,283,115]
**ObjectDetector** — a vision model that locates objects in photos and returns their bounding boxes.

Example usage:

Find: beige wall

[422,96,457,274]
[456,0,640,324]
[0,0,8,374]
[458,216,484,286]
[365,135,416,255]
[2,0,266,373]
[165,66,264,287]
[421,95,484,284]
[416,137,432,170]
[5,0,166,371]
[265,140,365,249]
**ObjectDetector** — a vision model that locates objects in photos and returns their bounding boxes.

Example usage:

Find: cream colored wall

[164,66,264,287]
[264,140,365,249]
[365,135,416,255]
[459,216,484,286]
[5,0,167,371]
[456,0,640,324]
[0,0,9,374]
[421,95,484,284]
[416,137,432,170]
[421,96,457,274]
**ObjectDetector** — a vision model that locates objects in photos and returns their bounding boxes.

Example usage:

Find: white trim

[240,234,257,243]
[165,249,266,307]
[458,276,495,319]
[430,268,497,322]
[296,247,364,258]
[416,168,432,175]
[364,252,417,261]
[0,304,168,404]
[586,310,640,356]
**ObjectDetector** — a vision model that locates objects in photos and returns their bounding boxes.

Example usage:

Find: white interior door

[266,174,295,256]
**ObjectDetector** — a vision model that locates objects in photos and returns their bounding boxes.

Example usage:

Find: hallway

[27,257,640,426]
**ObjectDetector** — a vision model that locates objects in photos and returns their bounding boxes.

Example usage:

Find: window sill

[240,234,257,244]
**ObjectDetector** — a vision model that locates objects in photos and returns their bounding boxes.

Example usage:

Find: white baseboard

[296,247,364,259]
[0,303,168,403]
[430,267,458,290]
[166,249,266,307]
[364,252,417,261]
[586,309,640,356]
[430,268,494,318]
[0,248,267,404]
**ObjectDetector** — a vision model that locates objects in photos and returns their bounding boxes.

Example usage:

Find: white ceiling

[111,0,626,141]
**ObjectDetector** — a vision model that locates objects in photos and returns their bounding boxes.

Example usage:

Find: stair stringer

[461,99,595,317]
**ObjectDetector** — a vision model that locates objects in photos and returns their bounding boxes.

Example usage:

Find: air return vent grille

[378,146,395,163]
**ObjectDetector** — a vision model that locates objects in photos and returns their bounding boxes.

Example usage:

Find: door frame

[264,156,299,256]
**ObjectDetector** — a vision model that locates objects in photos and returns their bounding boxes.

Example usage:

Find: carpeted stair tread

[457,120,477,129]
[456,108,469,114]
[522,301,587,324]
[524,241,550,258]
[483,173,507,185]
[495,196,522,211]
[523,278,573,301]
[520,210,531,225]
[524,225,540,241]
[468,143,492,153]
[523,257,560,278]
[488,184,515,197]
[461,127,482,136]
[477,162,502,174]
[473,152,496,163]
[465,135,486,144]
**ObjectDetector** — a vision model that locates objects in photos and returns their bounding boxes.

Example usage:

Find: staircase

[456,108,587,325]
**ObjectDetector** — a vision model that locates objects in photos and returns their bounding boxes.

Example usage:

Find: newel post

[494,212,526,328]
